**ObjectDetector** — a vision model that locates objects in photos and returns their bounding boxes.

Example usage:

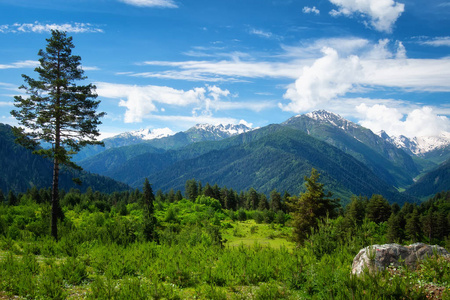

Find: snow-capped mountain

[304,110,359,131]
[283,110,420,188]
[377,131,450,156]
[74,123,252,162]
[298,110,450,157]
[186,123,252,140]
[114,127,175,141]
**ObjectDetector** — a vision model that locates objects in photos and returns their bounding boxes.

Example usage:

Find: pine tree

[387,213,403,243]
[7,191,17,206]
[203,183,215,199]
[345,195,366,226]
[405,208,421,242]
[289,168,339,245]
[185,179,198,201]
[142,178,157,242]
[270,189,282,212]
[11,30,104,240]
[366,194,391,224]
[258,194,269,211]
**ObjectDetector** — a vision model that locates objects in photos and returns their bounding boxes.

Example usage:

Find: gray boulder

[352,243,449,275]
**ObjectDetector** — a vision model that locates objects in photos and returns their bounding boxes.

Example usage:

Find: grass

[222,219,295,249]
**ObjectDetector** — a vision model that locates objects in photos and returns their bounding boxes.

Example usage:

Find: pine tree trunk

[51,157,59,240]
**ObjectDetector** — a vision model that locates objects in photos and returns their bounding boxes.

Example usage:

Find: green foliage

[0,188,449,299]
[142,178,157,242]
[289,168,339,245]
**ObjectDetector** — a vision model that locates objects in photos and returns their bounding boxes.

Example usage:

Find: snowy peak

[304,110,359,130]
[377,131,450,155]
[188,123,252,137]
[113,127,175,141]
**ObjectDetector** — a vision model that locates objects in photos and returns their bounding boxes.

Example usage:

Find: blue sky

[0,0,449,139]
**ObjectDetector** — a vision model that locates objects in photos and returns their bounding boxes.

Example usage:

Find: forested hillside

[406,159,450,199]
[282,111,419,188]
[0,123,131,194]
[77,124,412,205]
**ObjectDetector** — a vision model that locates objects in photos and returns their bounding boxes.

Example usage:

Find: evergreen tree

[142,178,157,242]
[167,189,175,203]
[421,208,435,242]
[185,179,198,201]
[11,30,105,240]
[405,208,421,242]
[366,194,391,224]
[0,189,4,203]
[270,189,282,212]
[203,183,215,199]
[435,211,449,240]
[289,168,339,245]
[223,187,237,210]
[247,188,259,210]
[212,184,221,200]
[155,189,165,202]
[175,190,183,201]
[258,194,269,211]
[282,191,291,213]
[386,213,403,243]
[7,191,17,206]
[345,195,366,226]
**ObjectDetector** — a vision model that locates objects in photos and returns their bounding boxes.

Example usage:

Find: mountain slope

[282,110,419,188]
[74,123,252,162]
[90,124,411,204]
[0,123,131,194]
[406,159,450,199]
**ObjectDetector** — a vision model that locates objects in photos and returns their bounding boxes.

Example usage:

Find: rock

[351,243,450,275]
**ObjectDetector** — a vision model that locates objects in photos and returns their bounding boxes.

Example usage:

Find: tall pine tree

[289,168,339,245]
[142,178,157,242]
[11,30,105,240]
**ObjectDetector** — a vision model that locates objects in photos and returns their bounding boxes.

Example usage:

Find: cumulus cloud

[329,0,405,33]
[279,39,450,114]
[96,82,248,123]
[118,0,178,8]
[280,47,363,112]
[357,104,450,137]
[302,6,320,14]
[0,22,103,33]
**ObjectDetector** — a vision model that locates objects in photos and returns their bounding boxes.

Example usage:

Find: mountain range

[2,110,449,203]
[73,110,449,203]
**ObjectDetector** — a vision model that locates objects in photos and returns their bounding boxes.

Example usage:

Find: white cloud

[82,66,100,71]
[149,114,242,127]
[96,82,254,123]
[118,0,178,8]
[302,6,320,14]
[0,60,38,69]
[279,39,450,114]
[419,37,450,47]
[0,101,13,107]
[96,82,206,123]
[357,104,450,138]
[281,37,369,58]
[138,59,302,81]
[280,47,363,112]
[329,0,405,33]
[0,22,103,33]
[249,28,273,39]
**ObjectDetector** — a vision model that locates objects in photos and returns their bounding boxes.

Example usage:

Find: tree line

[2,171,450,248]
